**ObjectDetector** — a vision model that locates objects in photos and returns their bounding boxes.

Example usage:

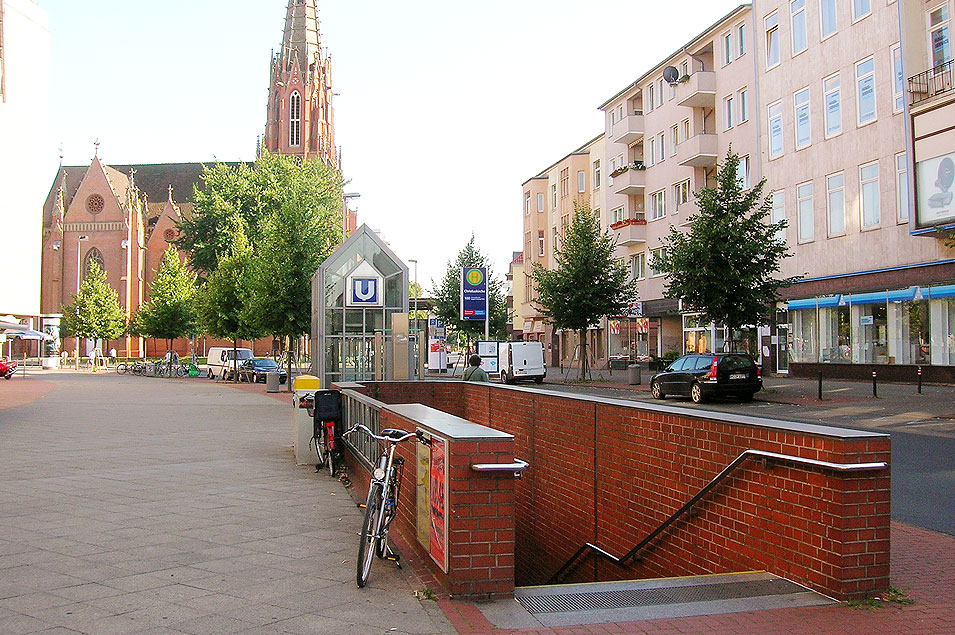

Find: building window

[794,87,811,149]
[737,23,747,57]
[649,190,666,220]
[892,44,904,113]
[724,95,735,129]
[737,156,751,189]
[827,172,845,236]
[551,184,557,208]
[650,248,667,277]
[930,5,952,67]
[524,192,531,216]
[646,83,654,112]
[766,12,780,68]
[577,171,586,193]
[771,191,786,242]
[791,0,808,54]
[289,91,302,146]
[593,160,601,189]
[630,252,646,280]
[552,226,558,255]
[559,168,569,198]
[658,79,665,107]
[657,132,665,163]
[768,102,783,158]
[674,180,690,209]
[797,181,814,242]
[824,73,842,137]
[853,0,871,22]
[861,162,880,228]
[820,0,837,38]
[682,118,691,142]
[671,124,680,152]
[681,60,689,77]
[738,88,749,122]
[723,32,734,65]
[612,206,627,223]
[84,248,105,279]
[538,231,545,257]
[537,193,544,212]
[896,153,910,222]
[856,57,876,125]
[647,138,656,167]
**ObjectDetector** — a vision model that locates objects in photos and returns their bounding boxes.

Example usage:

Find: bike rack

[547,449,887,585]
[471,458,529,477]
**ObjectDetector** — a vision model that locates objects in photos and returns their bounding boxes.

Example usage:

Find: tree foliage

[432,236,508,348]
[130,247,198,351]
[60,261,127,344]
[196,232,260,346]
[530,201,636,379]
[653,150,801,344]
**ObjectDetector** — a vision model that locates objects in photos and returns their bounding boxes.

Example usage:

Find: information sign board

[460,267,487,321]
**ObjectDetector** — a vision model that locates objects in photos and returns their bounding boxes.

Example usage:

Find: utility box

[266,371,281,393]
[293,375,321,465]
[628,364,641,385]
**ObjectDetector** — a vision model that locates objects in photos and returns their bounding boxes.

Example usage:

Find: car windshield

[253,359,278,369]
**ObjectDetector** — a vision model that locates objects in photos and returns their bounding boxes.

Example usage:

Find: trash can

[293,375,321,465]
[266,371,281,393]
[627,364,641,385]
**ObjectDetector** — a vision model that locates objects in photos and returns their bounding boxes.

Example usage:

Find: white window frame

[649,190,666,221]
[551,183,557,208]
[524,192,531,216]
[768,101,784,159]
[826,172,846,237]
[791,0,808,55]
[823,73,842,138]
[657,132,666,163]
[289,91,302,147]
[737,156,751,189]
[724,95,735,130]
[737,23,747,57]
[853,0,871,23]
[797,181,814,243]
[860,162,881,228]
[723,31,734,66]
[630,252,647,281]
[593,160,601,190]
[771,191,786,242]
[820,0,837,39]
[680,60,689,77]
[856,56,877,126]
[765,12,780,69]
[738,88,749,122]
[658,79,665,107]
[612,206,627,224]
[647,138,656,167]
[577,170,586,193]
[671,124,680,153]
[674,179,690,209]
[794,87,811,149]
[891,43,904,113]
[650,247,668,277]
[682,118,691,141]
[929,5,952,67]
[896,152,910,223]
[537,193,544,212]
[646,83,654,113]
[538,231,545,257]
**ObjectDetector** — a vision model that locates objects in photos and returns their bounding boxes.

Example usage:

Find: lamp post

[408,258,419,379]
[75,235,89,296]
[342,192,360,241]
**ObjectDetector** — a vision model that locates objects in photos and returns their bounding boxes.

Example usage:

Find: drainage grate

[517,578,806,614]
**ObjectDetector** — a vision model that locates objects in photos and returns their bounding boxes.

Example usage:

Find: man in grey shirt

[462,354,489,382]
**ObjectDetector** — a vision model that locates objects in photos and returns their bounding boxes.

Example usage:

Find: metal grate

[517,578,806,614]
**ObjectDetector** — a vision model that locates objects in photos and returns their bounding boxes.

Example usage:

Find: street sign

[460,267,487,321]
[345,260,384,307]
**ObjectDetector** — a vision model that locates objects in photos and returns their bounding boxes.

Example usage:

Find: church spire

[281,0,320,79]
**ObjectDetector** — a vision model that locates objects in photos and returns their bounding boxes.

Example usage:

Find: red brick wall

[353,382,890,600]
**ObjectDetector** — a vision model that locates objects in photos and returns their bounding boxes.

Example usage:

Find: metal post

[818,371,823,400]
[917,366,923,394]
[872,370,878,398]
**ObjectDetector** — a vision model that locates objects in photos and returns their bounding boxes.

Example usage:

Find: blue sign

[460,267,487,321]
[350,277,380,305]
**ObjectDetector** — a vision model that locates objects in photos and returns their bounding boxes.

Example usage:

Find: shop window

[891,300,931,365]
[852,303,887,363]
[790,308,819,362]
[819,306,851,362]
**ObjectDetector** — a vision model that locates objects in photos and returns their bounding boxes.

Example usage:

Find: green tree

[432,236,508,353]
[409,282,427,320]
[60,261,127,349]
[130,248,198,353]
[530,201,636,380]
[197,233,260,381]
[653,150,801,350]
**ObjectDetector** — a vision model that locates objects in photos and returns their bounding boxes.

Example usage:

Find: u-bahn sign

[460,267,487,321]
[345,260,384,307]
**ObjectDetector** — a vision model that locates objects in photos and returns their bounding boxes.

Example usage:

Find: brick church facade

[39,0,340,359]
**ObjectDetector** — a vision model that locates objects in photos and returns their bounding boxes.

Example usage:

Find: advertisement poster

[917,151,955,226]
[429,436,448,572]
[460,267,487,321]
[476,340,499,373]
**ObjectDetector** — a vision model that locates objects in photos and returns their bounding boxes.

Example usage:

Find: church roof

[280,0,321,72]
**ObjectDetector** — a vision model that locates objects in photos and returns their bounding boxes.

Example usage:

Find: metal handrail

[908,59,954,106]
[472,459,529,474]
[547,449,887,584]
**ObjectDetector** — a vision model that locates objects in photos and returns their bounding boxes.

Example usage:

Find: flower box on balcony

[610,217,648,230]
[610,166,630,178]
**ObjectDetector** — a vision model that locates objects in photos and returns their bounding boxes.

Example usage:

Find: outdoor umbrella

[2,329,54,340]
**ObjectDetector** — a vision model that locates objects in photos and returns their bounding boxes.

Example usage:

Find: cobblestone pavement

[0,371,453,634]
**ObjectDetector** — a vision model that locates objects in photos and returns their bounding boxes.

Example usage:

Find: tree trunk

[578,328,588,381]
[286,335,293,393]
[232,339,238,383]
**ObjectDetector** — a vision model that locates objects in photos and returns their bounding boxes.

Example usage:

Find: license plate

[729,373,747,380]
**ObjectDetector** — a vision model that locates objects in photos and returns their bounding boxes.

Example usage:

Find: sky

[42,0,743,293]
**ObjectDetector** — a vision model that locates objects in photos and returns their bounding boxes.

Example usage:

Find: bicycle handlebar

[344,424,420,444]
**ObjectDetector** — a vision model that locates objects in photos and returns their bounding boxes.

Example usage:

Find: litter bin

[627,364,641,385]
[293,375,321,465]
[266,371,281,393]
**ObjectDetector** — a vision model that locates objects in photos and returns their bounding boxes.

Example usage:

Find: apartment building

[758,0,955,380]
[597,4,757,361]
[520,135,604,367]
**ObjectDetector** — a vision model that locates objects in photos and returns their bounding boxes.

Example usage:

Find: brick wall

[351,382,890,600]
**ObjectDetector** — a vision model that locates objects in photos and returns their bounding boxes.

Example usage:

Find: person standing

[462,355,489,382]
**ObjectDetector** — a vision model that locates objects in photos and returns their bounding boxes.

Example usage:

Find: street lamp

[343,192,360,241]
[408,258,419,379]
[75,235,90,295]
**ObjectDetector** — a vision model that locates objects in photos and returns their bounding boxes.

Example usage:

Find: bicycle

[308,390,342,478]
[343,424,423,588]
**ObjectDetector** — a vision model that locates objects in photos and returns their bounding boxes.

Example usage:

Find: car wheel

[534,376,544,384]
[651,381,665,399]
[208,371,214,380]
[690,383,705,404]
[500,371,508,385]
[738,391,755,403]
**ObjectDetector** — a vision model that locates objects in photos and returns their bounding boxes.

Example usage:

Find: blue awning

[926,284,955,299]
[787,295,842,310]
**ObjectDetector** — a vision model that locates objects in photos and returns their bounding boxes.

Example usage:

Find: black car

[649,353,761,404]
[237,358,288,384]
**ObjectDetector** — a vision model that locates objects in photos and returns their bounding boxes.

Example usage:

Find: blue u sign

[351,277,379,304]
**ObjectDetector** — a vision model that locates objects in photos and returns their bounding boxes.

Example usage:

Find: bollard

[917,366,923,394]
[872,370,878,398]
[818,371,823,400]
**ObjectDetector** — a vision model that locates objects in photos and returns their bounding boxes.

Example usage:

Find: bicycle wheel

[376,478,397,559]
[313,425,328,470]
[116,363,128,374]
[357,482,382,588]
[326,425,336,478]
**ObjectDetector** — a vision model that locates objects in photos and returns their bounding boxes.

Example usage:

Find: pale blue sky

[42,0,743,290]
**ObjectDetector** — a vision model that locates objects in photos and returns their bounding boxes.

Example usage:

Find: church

[39,0,343,358]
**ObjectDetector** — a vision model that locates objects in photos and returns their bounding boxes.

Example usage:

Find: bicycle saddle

[380,428,408,439]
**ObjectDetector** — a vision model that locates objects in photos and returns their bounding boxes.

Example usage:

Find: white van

[497,342,546,384]
[206,346,254,380]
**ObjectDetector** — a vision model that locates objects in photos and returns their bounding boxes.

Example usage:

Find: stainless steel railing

[340,389,383,469]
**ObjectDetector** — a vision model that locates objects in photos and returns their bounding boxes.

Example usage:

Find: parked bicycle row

[115,360,198,377]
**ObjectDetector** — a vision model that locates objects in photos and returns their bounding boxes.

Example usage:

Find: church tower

[264,0,337,168]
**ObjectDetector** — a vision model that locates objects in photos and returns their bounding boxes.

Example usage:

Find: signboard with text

[460,267,487,321]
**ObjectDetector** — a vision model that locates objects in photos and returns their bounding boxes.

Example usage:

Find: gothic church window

[84,248,104,279]
[290,91,302,146]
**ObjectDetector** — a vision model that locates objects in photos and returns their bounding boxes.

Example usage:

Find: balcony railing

[612,165,646,195]
[612,112,645,145]
[610,217,647,246]
[676,133,718,167]
[676,71,716,109]
[909,59,954,106]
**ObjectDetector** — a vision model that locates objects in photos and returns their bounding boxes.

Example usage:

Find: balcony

[610,217,647,246]
[675,71,716,109]
[611,112,645,145]
[677,134,718,167]
[611,165,646,196]
[909,59,954,107]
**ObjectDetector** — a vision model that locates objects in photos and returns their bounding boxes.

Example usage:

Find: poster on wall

[428,435,448,572]
[917,151,955,226]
